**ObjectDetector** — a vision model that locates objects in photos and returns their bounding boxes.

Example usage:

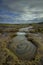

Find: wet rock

[19,26,33,32]
[8,35,37,60]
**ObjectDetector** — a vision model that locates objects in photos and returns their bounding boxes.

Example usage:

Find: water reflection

[16,32,27,36]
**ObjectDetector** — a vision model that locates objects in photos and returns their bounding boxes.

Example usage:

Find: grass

[0,23,43,65]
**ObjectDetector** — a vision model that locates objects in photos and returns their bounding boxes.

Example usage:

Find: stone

[8,34,37,60]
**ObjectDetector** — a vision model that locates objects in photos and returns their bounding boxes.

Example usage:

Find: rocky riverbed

[0,25,43,65]
[8,34,37,60]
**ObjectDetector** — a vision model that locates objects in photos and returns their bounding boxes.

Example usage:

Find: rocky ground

[0,24,43,65]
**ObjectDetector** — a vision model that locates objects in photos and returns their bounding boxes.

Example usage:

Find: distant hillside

[38,22,43,24]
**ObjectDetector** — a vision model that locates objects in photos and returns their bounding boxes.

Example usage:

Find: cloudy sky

[0,0,43,24]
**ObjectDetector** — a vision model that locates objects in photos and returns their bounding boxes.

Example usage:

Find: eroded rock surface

[8,34,37,60]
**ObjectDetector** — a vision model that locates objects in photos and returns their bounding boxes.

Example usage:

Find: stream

[9,27,37,60]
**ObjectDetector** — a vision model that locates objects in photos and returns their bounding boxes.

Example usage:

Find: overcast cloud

[0,0,43,24]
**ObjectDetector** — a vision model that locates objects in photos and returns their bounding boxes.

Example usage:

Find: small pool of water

[16,32,27,35]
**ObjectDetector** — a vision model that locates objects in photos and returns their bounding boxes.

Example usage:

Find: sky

[0,0,43,24]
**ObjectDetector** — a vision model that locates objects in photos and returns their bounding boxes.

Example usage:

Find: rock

[19,26,33,32]
[8,35,37,60]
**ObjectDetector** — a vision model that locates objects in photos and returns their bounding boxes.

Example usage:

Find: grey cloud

[2,0,43,10]
[0,0,43,24]
[1,0,43,13]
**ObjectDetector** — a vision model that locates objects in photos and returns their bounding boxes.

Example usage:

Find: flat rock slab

[19,26,33,32]
[8,35,37,60]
